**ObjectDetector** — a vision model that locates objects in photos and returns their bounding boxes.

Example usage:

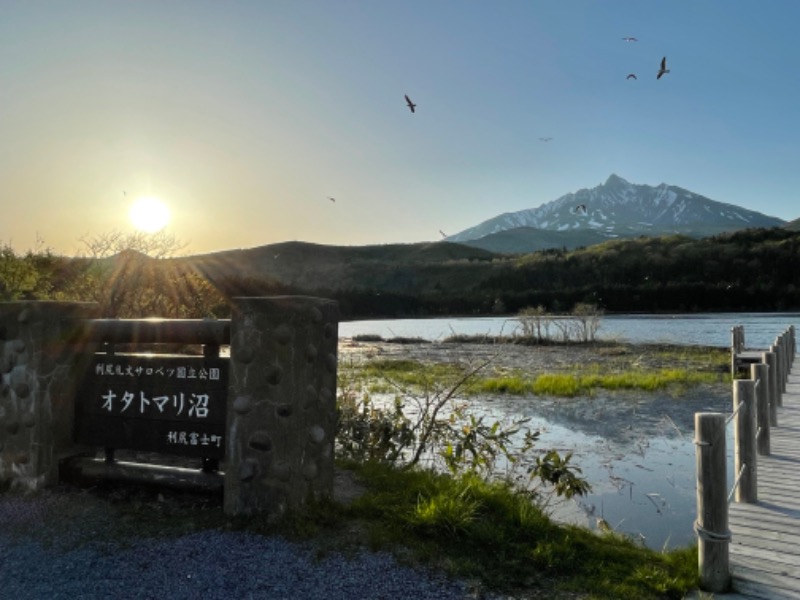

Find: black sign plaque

[75,355,229,459]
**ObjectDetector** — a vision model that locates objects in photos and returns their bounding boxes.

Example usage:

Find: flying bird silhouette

[622,37,638,42]
[573,204,587,215]
[327,196,336,203]
[404,94,416,113]
[626,73,637,80]
[439,230,447,238]
[657,57,670,79]
[539,137,553,142]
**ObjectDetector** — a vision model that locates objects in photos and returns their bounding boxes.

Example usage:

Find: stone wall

[0,302,98,490]
[0,297,340,520]
[225,296,339,516]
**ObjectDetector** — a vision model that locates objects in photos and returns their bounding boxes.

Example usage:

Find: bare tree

[72,230,226,318]
[517,303,603,343]
[517,305,551,342]
[79,230,187,260]
[572,303,603,342]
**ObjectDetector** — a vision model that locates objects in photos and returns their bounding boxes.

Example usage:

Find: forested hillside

[1,228,798,319]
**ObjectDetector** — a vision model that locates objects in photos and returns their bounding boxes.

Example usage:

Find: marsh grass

[358,358,466,393]
[525,368,722,397]
[348,347,728,398]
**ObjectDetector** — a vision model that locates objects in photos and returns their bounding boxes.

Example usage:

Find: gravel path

[0,492,480,600]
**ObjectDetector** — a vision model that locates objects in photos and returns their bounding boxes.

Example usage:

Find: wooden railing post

[695,412,731,593]
[773,339,787,394]
[733,380,757,503]
[730,325,746,378]
[764,351,779,424]
[752,362,771,456]
[780,333,791,381]
[781,336,788,387]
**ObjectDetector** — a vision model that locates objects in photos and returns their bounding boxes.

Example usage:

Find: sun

[129,196,171,233]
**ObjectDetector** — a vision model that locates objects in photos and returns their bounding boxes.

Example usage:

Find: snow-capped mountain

[447,175,785,249]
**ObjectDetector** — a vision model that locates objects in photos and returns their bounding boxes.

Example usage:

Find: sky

[2,1,799,257]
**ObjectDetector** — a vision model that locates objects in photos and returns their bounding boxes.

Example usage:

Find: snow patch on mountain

[447,174,785,243]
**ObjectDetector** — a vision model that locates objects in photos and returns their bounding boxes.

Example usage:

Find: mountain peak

[447,176,786,248]
[604,174,630,187]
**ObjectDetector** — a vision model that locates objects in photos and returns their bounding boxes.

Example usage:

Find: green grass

[524,368,722,397]
[338,462,699,599]
[359,358,465,385]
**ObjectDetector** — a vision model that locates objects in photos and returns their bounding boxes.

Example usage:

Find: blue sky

[2,1,799,255]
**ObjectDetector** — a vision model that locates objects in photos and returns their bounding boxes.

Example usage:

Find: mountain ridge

[446,174,786,252]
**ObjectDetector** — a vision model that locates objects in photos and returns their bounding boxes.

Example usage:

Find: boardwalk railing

[695,325,796,593]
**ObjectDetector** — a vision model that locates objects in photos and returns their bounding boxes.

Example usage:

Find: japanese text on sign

[166,431,223,448]
[101,390,211,419]
[95,362,221,381]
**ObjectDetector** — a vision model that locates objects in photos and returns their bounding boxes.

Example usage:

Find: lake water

[339,313,799,549]
[340,312,800,349]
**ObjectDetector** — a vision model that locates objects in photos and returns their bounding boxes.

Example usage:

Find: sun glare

[129,196,171,233]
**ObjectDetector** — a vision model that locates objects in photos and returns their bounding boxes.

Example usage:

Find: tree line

[1,227,799,319]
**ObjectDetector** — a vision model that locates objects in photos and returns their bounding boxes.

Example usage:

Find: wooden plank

[730,527,800,548]
[685,589,763,600]
[731,534,800,557]
[730,564,800,595]
[729,543,800,571]
[732,504,800,519]
[731,577,800,600]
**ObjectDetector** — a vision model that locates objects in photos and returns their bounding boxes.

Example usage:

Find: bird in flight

[439,230,447,238]
[404,94,416,113]
[573,204,587,215]
[657,57,670,79]
[626,73,637,80]
[327,196,336,203]
[622,37,638,42]
[539,137,553,142]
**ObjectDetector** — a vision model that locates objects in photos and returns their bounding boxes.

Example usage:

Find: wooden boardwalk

[722,359,800,599]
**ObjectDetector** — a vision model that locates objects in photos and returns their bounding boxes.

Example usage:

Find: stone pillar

[0,302,98,490]
[224,296,339,517]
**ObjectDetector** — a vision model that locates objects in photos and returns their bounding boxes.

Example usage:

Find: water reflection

[468,386,734,549]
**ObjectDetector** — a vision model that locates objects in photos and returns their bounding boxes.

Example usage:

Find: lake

[338,313,799,549]
[340,311,800,349]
